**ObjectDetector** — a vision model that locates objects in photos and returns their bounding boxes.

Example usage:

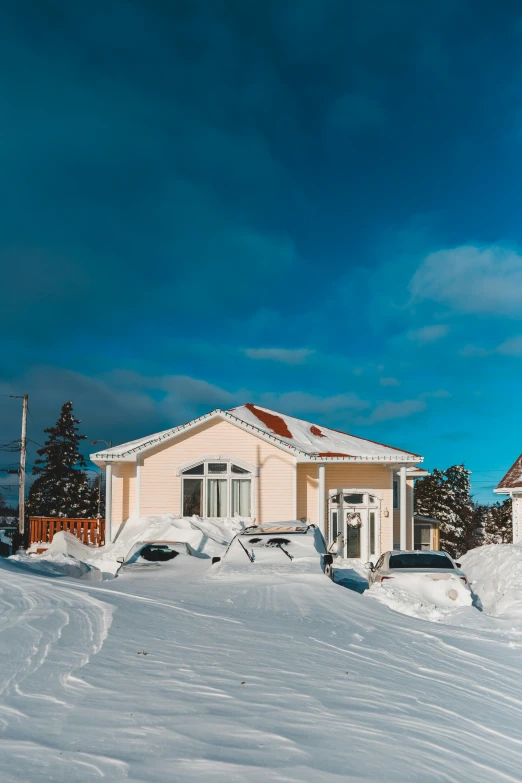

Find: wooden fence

[29,517,105,547]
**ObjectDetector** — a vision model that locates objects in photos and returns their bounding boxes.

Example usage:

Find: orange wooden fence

[29,517,105,547]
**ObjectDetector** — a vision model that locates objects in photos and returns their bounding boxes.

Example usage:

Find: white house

[494,453,522,543]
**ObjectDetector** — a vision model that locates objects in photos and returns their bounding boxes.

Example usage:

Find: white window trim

[180,457,255,518]
[176,455,258,477]
[327,487,383,501]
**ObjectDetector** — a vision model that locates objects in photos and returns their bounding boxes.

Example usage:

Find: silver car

[366,550,470,589]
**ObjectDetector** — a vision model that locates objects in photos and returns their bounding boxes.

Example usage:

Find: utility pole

[10,394,28,538]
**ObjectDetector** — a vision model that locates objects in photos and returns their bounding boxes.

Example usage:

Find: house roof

[90,403,423,465]
[495,453,522,492]
[414,515,441,525]
[403,466,429,478]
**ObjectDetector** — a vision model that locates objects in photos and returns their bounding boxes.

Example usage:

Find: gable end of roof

[496,453,522,491]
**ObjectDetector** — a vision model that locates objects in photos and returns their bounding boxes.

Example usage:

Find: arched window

[181,460,253,518]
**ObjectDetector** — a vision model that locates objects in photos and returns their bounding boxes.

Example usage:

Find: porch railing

[29,517,105,547]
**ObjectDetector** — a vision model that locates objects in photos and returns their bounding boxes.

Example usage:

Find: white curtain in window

[207,479,227,517]
[231,479,251,517]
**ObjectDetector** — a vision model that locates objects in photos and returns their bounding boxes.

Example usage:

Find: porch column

[105,462,113,545]
[318,463,326,537]
[511,492,522,544]
[399,464,407,550]
[136,458,142,518]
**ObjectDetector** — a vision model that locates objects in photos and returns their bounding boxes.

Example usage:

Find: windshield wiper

[238,538,255,562]
[278,543,293,560]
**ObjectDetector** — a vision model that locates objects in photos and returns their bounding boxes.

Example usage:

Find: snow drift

[460,542,522,620]
[15,514,248,578]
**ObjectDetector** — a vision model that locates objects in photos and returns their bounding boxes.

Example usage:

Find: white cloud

[379,376,400,387]
[409,244,522,316]
[243,347,314,364]
[496,335,522,356]
[420,389,451,399]
[459,344,490,358]
[407,324,449,344]
[358,399,426,425]
[259,391,370,415]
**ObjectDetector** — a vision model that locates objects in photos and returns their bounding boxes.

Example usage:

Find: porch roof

[91,403,423,465]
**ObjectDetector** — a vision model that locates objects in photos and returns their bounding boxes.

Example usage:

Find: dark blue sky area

[2,0,522,501]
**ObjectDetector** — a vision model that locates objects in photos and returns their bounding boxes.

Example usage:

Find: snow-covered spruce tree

[414,464,481,558]
[26,402,98,519]
[481,499,512,545]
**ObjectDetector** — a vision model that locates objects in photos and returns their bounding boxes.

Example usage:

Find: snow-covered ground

[3,533,522,781]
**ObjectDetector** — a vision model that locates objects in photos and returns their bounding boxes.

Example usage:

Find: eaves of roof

[91,407,422,465]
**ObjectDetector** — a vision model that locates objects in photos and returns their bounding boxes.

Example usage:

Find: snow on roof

[91,403,422,464]
[230,403,421,460]
[496,453,522,491]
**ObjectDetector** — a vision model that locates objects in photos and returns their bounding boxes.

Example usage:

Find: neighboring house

[91,404,426,563]
[494,453,522,543]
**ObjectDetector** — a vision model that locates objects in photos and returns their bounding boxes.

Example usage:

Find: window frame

[393,480,399,510]
[180,458,255,519]
[414,523,433,551]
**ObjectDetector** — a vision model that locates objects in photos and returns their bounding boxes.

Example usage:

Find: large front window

[181,461,252,518]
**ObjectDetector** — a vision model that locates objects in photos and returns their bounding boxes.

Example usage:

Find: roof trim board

[91,405,423,465]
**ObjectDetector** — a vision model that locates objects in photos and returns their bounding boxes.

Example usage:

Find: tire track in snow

[0,563,123,781]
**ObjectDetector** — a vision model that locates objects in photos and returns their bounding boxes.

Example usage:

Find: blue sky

[1,0,522,503]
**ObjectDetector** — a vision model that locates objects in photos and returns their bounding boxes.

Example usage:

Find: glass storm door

[345,509,364,558]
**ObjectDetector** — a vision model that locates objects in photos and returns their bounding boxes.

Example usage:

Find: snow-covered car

[366,550,471,602]
[211,522,334,577]
[117,540,194,569]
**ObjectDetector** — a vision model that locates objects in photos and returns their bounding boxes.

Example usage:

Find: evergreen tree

[26,402,98,518]
[482,499,512,544]
[414,464,481,557]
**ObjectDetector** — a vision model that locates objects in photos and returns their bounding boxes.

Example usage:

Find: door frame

[327,488,382,562]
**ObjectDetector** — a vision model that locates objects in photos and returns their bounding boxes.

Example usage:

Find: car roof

[241,524,311,535]
[386,549,450,556]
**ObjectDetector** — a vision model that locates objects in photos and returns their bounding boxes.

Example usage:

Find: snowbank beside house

[15,514,248,579]
[460,542,522,620]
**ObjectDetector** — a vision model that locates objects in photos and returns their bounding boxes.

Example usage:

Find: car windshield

[389,553,454,570]
[139,545,179,562]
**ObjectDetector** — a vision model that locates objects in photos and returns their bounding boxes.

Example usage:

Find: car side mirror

[455,562,461,568]
[364,562,374,571]
[212,556,221,565]
[116,557,124,564]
